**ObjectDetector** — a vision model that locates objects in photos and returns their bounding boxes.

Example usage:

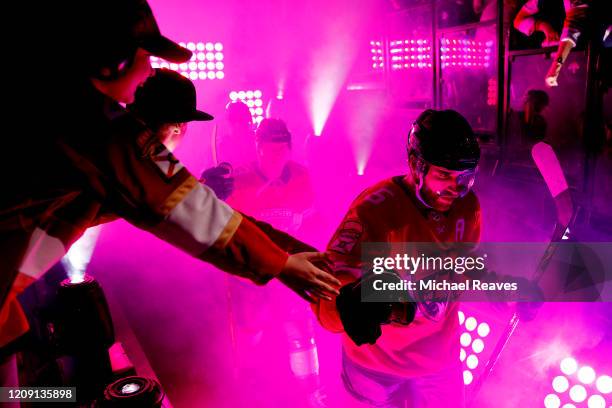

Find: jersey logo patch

[150,149,183,178]
[329,219,363,255]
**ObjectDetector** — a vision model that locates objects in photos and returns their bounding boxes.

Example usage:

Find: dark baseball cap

[75,0,192,73]
[127,0,192,63]
[128,68,213,126]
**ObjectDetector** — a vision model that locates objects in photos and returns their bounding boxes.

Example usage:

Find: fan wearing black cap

[313,110,482,408]
[1,0,340,356]
[127,68,322,253]
[127,68,236,200]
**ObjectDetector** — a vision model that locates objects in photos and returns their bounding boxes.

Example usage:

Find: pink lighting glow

[150,42,224,80]
[440,39,493,69]
[371,38,493,71]
[370,40,384,70]
[61,226,101,284]
[57,2,610,407]
[389,39,432,70]
[229,90,264,124]
[545,357,611,407]
[307,13,364,137]
[458,311,490,385]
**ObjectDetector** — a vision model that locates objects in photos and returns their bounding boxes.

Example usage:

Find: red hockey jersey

[313,176,481,377]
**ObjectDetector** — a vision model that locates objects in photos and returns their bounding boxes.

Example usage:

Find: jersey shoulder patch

[328,214,364,255]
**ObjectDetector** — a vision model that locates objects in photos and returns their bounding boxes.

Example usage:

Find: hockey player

[313,109,481,408]
[1,0,339,354]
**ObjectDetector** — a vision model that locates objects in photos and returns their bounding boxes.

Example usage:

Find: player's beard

[421,183,458,212]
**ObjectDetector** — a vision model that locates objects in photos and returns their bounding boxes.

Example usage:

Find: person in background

[228,119,315,234]
[226,118,325,407]
[545,1,612,87]
[509,89,551,147]
[217,100,259,167]
[513,0,563,47]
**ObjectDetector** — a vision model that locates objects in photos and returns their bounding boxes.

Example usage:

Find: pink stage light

[472,338,485,354]
[587,395,606,408]
[560,357,579,376]
[466,354,479,370]
[458,311,491,385]
[487,78,497,106]
[440,38,493,70]
[545,357,611,407]
[152,42,224,81]
[371,38,492,71]
[61,226,102,284]
[544,394,561,408]
[553,376,570,393]
[389,38,432,71]
[369,40,384,71]
[229,90,264,124]
[463,370,473,385]
[578,366,597,385]
[356,160,366,176]
[569,385,587,403]
[596,375,612,394]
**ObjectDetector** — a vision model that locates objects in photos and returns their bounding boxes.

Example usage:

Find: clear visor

[455,168,477,197]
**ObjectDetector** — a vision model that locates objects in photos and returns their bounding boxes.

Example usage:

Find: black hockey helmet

[256,118,292,146]
[407,109,480,171]
[407,109,480,204]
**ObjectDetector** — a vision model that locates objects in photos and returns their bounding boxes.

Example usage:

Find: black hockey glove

[336,271,416,346]
[200,162,234,200]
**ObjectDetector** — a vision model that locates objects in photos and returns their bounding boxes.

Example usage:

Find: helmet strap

[411,156,434,209]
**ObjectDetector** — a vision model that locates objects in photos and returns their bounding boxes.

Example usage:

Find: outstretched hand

[278,252,341,303]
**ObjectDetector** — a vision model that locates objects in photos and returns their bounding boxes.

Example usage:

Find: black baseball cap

[128,68,214,126]
[126,0,192,63]
[75,0,192,74]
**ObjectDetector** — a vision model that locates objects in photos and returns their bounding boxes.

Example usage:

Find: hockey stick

[208,122,240,379]
[211,123,219,166]
[468,142,574,406]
